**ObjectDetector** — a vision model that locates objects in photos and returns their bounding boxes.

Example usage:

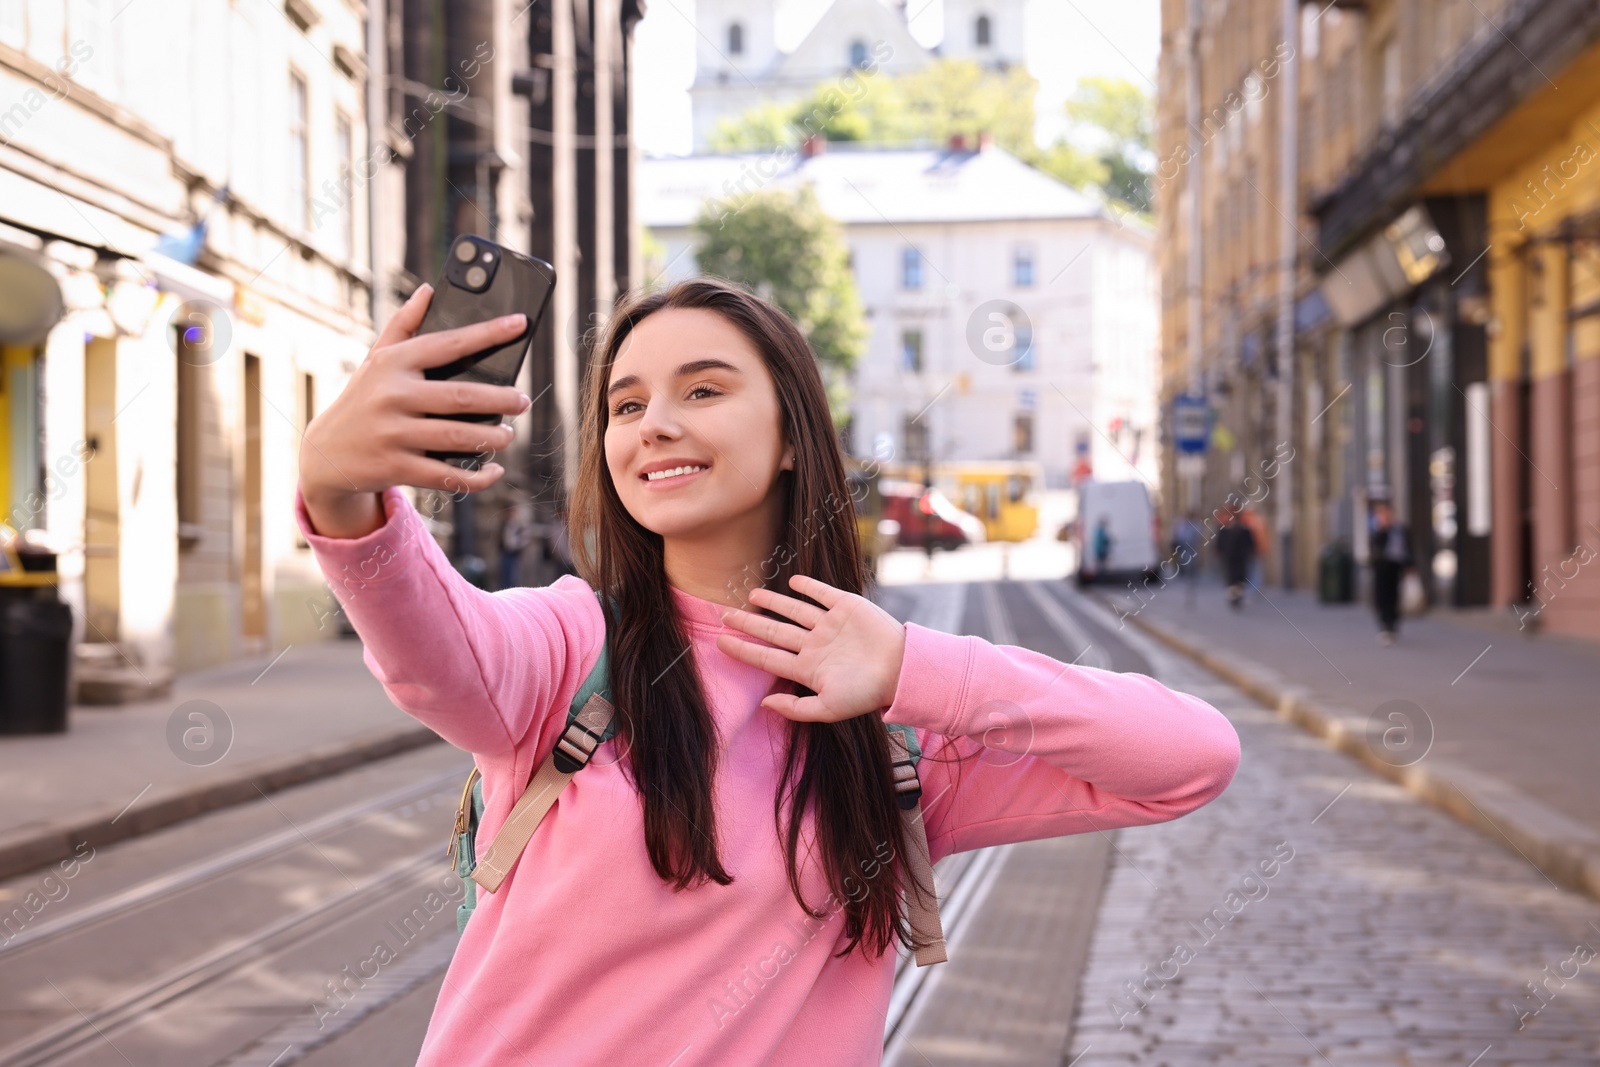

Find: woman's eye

[611,385,722,417]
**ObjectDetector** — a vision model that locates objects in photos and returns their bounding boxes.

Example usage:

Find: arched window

[975,15,991,47]
[727,22,743,55]
[849,39,868,68]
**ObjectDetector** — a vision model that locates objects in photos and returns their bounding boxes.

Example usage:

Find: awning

[0,168,150,259]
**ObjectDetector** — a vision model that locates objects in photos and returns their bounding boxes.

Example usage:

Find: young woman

[295,277,1240,1065]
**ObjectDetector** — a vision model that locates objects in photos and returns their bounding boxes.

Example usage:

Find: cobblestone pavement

[1060,591,1600,1067]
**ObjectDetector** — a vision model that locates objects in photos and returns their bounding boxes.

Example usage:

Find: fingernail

[518,393,532,411]
[501,313,526,329]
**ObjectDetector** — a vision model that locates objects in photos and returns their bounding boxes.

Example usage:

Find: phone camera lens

[465,265,488,288]
[454,240,477,263]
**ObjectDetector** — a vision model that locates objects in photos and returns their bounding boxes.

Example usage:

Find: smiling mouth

[641,464,711,485]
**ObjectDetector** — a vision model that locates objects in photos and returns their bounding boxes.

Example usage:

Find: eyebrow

[606,358,744,400]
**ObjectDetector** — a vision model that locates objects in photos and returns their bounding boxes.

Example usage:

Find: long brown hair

[567,276,951,962]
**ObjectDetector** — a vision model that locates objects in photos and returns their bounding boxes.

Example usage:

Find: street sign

[1173,394,1209,455]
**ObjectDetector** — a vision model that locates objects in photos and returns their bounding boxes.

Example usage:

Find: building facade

[1155,0,1600,638]
[0,0,645,701]
[0,0,394,697]
[640,136,1159,491]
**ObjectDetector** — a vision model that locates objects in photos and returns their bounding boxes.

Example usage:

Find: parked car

[879,480,987,551]
[1073,480,1160,586]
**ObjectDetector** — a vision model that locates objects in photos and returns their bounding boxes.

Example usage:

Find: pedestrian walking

[1239,505,1268,602]
[496,501,535,590]
[1092,516,1113,580]
[1215,507,1255,608]
[292,277,1239,1066]
[1369,499,1415,644]
[1173,509,1202,607]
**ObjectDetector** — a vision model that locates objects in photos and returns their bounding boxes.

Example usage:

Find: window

[295,370,316,548]
[175,323,205,536]
[334,112,353,259]
[975,15,991,47]
[1012,324,1034,371]
[1014,413,1033,454]
[902,414,929,460]
[727,22,743,55]
[1381,34,1402,128]
[849,39,868,68]
[0,1,24,47]
[901,247,923,289]
[1013,246,1034,287]
[288,70,310,231]
[901,330,923,373]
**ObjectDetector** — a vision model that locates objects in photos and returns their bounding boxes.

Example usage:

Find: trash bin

[1318,541,1354,603]
[0,530,73,735]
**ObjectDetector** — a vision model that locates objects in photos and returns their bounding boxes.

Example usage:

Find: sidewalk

[0,637,438,881]
[1094,572,1600,901]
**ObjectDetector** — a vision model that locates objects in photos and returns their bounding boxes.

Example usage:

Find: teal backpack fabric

[450,589,923,934]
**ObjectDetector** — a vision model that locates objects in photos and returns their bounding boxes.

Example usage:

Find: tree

[1060,76,1155,215]
[707,60,1152,217]
[710,59,1038,158]
[690,186,867,427]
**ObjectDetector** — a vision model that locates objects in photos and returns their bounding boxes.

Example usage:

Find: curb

[0,725,443,883]
[1099,595,1600,904]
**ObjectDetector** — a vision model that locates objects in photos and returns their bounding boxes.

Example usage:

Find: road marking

[1020,582,1113,670]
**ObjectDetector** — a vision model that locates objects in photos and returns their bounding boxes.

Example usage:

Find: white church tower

[938,1,1027,70]
[688,0,1027,150]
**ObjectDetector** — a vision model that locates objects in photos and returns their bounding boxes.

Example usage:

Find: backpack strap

[448,590,947,966]
[448,591,618,913]
[885,721,947,966]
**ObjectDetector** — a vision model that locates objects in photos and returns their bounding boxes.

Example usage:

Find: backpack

[445,589,948,966]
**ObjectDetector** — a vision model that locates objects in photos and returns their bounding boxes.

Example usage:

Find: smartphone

[416,234,556,467]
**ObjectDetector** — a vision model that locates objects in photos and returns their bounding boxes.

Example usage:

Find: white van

[1073,480,1160,586]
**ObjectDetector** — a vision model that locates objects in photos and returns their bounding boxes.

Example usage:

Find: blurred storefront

[2,0,391,698]
[1157,0,1600,637]
[1309,1,1600,637]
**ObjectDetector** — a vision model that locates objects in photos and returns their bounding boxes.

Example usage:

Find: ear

[781,445,795,471]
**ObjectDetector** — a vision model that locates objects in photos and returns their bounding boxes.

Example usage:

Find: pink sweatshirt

[294,482,1240,1066]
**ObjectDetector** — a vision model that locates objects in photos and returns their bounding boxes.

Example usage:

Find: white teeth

[645,465,707,481]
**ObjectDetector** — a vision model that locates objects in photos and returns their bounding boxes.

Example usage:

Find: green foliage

[689,186,867,428]
[708,60,1154,218]
[709,58,1038,157]
[1061,76,1155,215]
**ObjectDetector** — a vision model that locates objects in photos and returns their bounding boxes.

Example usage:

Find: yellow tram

[876,460,1042,543]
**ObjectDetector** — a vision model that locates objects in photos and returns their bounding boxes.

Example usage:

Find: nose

[636,394,684,442]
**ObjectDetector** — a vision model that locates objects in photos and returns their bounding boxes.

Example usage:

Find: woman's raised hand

[298,284,531,538]
[715,575,908,724]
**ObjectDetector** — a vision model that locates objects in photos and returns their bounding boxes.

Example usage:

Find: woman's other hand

[716,574,907,723]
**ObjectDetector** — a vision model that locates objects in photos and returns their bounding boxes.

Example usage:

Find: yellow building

[1157,0,1600,635]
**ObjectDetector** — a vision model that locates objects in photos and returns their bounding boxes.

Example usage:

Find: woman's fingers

[398,416,516,456]
[373,283,434,350]
[715,632,801,680]
[785,573,845,609]
[387,313,528,372]
[759,692,830,722]
[719,606,807,652]
[407,379,531,418]
[746,586,826,629]
[400,455,506,496]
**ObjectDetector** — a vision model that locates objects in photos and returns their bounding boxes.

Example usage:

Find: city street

[3,543,1596,1065]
